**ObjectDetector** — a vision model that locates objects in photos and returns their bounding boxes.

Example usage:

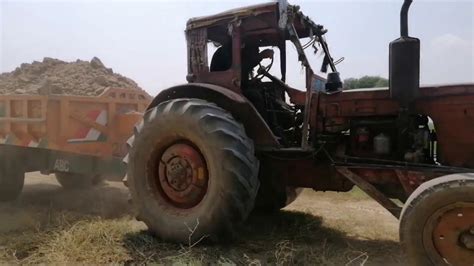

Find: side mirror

[325,72,343,92]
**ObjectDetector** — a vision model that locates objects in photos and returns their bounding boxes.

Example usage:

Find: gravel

[0,57,142,96]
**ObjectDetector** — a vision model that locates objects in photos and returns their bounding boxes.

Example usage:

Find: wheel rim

[423,202,474,265]
[156,142,208,209]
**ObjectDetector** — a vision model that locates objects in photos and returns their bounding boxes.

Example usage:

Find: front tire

[126,99,259,243]
[400,174,474,265]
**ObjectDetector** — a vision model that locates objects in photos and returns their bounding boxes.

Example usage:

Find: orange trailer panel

[0,88,151,159]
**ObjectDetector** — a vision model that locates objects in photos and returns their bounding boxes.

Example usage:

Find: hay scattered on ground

[0,174,404,265]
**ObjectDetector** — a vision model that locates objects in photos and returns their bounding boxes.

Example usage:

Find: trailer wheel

[55,173,102,189]
[399,174,474,265]
[126,98,259,243]
[0,167,25,202]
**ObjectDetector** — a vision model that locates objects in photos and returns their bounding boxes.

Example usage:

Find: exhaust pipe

[389,0,420,109]
[400,0,412,37]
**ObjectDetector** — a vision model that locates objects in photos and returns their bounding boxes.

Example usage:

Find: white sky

[1,0,473,95]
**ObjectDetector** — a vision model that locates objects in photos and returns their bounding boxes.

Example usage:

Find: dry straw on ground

[0,174,404,265]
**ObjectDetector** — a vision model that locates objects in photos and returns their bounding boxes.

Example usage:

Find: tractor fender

[147,83,280,148]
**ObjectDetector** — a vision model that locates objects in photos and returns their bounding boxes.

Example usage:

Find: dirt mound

[0,57,141,96]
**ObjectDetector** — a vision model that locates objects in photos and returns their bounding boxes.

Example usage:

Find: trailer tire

[126,98,259,243]
[399,174,474,265]
[55,173,102,189]
[0,167,25,202]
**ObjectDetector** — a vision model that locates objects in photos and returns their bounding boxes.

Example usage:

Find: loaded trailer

[0,88,150,201]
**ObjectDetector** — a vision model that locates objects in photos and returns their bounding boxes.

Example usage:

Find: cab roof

[186,1,327,46]
[186,2,278,31]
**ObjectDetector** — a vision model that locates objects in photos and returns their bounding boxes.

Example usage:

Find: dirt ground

[0,172,404,265]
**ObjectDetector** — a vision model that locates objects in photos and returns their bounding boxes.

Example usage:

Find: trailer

[0,88,150,201]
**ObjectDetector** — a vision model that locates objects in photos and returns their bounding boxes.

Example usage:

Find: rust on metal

[316,84,474,169]
[336,167,401,218]
[158,143,208,208]
[426,203,474,265]
[186,3,277,31]
[126,2,474,263]
[394,169,426,194]
[149,83,280,147]
[149,0,474,230]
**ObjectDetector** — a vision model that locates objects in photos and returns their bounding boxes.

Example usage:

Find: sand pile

[0,57,141,96]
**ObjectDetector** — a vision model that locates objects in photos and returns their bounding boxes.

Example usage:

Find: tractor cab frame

[184,1,341,150]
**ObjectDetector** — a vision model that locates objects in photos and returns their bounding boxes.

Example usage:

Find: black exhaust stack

[389,0,420,109]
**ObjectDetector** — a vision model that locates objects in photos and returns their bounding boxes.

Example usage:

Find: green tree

[343,76,388,89]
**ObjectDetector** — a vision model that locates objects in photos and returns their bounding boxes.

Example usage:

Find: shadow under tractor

[124,0,474,264]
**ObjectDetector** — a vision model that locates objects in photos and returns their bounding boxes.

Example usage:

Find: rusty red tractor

[125,0,474,264]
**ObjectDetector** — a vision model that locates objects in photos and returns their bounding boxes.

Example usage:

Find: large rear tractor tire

[399,174,474,265]
[0,152,25,202]
[126,98,259,243]
[55,173,102,189]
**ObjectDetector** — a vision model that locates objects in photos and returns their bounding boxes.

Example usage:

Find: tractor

[125,0,474,264]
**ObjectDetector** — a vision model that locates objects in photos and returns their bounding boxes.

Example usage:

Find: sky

[1,0,473,95]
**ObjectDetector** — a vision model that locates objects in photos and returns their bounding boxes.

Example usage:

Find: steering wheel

[253,54,274,81]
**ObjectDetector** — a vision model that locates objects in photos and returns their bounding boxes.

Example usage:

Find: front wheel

[126,98,260,243]
[399,174,474,265]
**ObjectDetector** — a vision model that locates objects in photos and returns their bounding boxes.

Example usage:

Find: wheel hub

[460,227,474,250]
[157,143,208,208]
[165,157,192,191]
[428,203,474,265]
